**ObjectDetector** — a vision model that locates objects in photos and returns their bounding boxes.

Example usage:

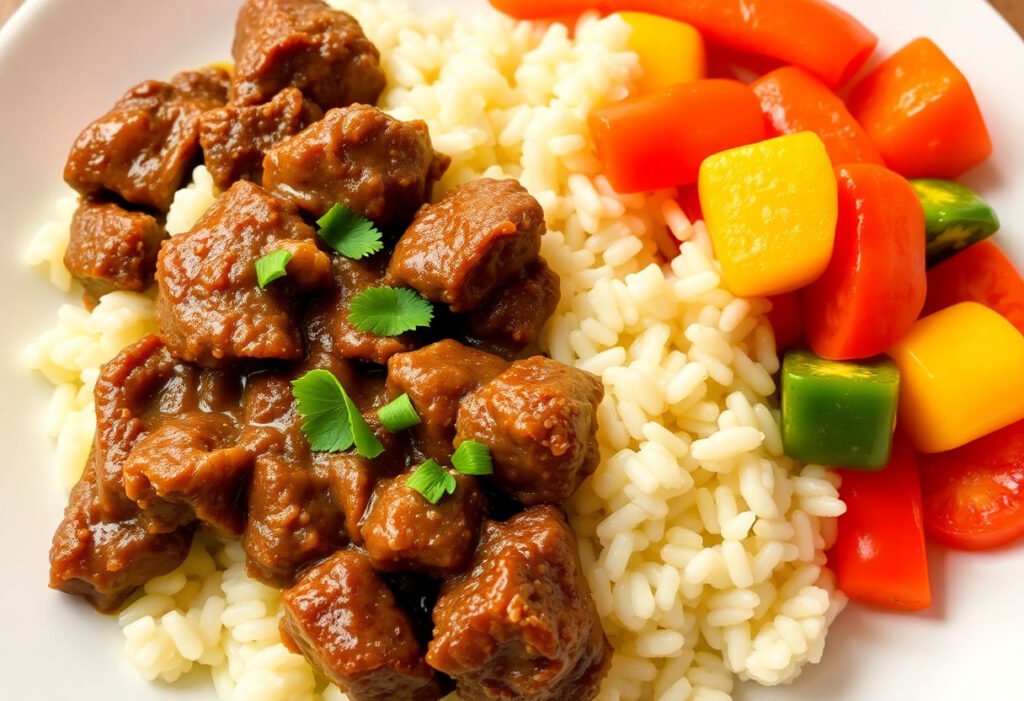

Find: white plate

[1,1,1022,699]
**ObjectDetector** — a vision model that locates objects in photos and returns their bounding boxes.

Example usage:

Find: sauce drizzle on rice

[24,1,845,699]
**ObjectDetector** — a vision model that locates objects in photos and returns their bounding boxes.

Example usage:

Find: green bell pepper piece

[911,179,1000,267]
[781,350,900,470]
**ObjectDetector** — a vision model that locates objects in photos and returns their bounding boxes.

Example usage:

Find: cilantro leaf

[377,393,422,432]
[406,460,457,504]
[316,203,384,260]
[291,369,383,457]
[349,286,434,337]
[451,440,493,475]
[342,388,384,458]
[255,249,293,289]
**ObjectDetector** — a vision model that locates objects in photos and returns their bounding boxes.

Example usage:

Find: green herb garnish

[451,440,493,475]
[291,369,384,458]
[316,203,384,260]
[406,459,457,504]
[349,286,434,337]
[255,249,293,288]
[377,393,422,432]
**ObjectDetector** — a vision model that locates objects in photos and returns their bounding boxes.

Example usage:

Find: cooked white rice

[25,2,846,700]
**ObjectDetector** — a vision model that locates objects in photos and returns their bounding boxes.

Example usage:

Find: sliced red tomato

[832,436,932,611]
[923,240,1024,335]
[919,419,1024,551]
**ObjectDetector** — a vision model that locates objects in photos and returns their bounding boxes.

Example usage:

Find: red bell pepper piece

[589,80,765,193]
[675,184,704,224]
[847,38,992,179]
[802,164,926,360]
[751,66,884,166]
[833,436,932,612]
[488,0,877,86]
[923,240,1024,335]
[919,420,1024,551]
[765,293,803,351]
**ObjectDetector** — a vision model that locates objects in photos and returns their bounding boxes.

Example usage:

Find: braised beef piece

[280,549,446,701]
[240,363,350,587]
[322,410,411,545]
[305,255,420,366]
[385,340,508,462]
[427,506,611,701]
[122,413,251,539]
[466,259,561,357]
[64,68,229,211]
[387,178,545,313]
[361,469,486,575]
[156,180,332,367]
[49,460,193,613]
[456,357,603,505]
[232,0,385,111]
[199,87,323,190]
[63,198,166,304]
[263,104,450,230]
[93,334,246,528]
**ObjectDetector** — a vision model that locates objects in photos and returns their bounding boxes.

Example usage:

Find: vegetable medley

[490,0,1024,613]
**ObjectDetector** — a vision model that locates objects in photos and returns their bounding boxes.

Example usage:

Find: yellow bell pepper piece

[889,302,1024,453]
[619,12,706,94]
[698,132,838,297]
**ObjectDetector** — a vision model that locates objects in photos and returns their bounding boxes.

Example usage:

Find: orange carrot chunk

[847,38,992,179]
[752,66,884,166]
[589,80,765,193]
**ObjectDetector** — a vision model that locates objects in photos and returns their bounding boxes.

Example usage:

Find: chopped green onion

[349,286,434,337]
[255,249,293,288]
[291,369,383,458]
[451,440,493,476]
[406,459,457,504]
[316,203,384,260]
[377,393,421,432]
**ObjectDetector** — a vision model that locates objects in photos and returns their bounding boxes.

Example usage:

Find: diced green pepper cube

[781,350,900,470]
[911,179,1000,267]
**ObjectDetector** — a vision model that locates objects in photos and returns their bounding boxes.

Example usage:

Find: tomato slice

[923,240,1024,335]
[919,419,1024,551]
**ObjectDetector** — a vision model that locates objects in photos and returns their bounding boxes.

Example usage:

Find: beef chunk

[64,68,229,211]
[49,465,192,613]
[244,454,344,587]
[455,357,602,505]
[63,199,166,302]
[199,87,323,190]
[305,255,420,366]
[231,0,385,111]
[156,180,331,367]
[427,506,611,701]
[387,179,545,313]
[122,413,251,539]
[466,259,561,356]
[169,67,232,104]
[263,104,450,230]
[281,550,445,701]
[322,454,379,545]
[93,335,245,523]
[240,366,350,587]
[385,341,508,462]
[361,470,486,575]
